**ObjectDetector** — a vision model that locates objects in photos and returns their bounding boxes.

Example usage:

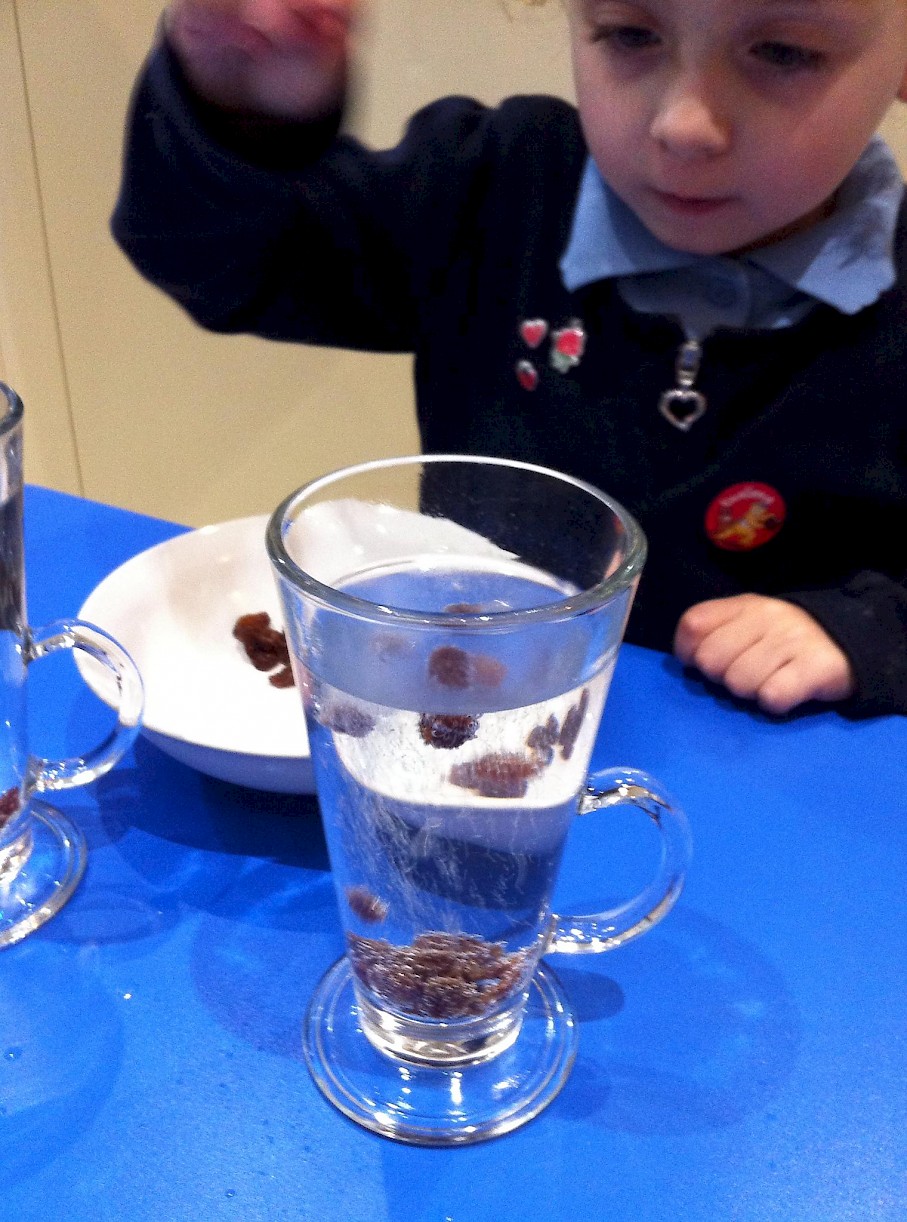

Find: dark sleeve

[111,38,495,353]
[784,573,907,717]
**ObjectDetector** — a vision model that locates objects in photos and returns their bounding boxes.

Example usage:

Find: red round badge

[705,482,786,552]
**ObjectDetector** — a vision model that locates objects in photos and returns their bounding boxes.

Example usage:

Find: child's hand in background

[165,0,356,118]
[674,594,855,715]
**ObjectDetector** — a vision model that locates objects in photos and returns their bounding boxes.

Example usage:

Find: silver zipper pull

[658,338,707,432]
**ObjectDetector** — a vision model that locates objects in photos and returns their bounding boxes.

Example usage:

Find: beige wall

[880,106,907,174]
[0,1,905,527]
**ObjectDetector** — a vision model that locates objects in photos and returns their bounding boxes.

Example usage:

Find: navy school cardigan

[113,41,907,715]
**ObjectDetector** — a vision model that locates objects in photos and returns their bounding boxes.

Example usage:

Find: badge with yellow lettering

[705,483,786,551]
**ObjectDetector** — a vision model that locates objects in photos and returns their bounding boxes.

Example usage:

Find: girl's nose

[649,83,731,158]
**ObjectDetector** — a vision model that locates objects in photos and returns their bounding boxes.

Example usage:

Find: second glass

[0,383,143,948]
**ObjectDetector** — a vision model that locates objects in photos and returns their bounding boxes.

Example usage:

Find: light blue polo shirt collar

[559,136,904,319]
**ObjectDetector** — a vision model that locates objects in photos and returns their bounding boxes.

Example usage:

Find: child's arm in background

[674,595,855,716]
[113,0,460,351]
[113,1,363,342]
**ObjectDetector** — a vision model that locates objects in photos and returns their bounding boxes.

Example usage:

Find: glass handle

[547,766,692,955]
[24,619,144,792]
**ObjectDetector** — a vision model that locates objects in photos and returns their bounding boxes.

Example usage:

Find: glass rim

[266,454,647,628]
[0,383,23,438]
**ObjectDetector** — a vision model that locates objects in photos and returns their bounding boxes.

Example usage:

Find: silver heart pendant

[658,387,707,432]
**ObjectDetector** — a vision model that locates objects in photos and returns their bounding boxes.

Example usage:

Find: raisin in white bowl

[77,515,312,793]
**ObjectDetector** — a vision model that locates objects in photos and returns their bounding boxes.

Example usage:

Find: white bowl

[77,515,313,793]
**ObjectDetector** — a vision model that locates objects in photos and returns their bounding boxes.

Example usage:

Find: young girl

[114,0,907,717]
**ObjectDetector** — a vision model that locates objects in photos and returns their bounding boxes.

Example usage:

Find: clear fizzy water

[300,559,615,1026]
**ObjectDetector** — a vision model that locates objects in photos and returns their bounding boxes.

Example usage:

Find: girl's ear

[898,64,907,103]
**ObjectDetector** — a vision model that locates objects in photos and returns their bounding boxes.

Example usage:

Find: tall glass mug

[0,384,143,947]
[268,455,691,1145]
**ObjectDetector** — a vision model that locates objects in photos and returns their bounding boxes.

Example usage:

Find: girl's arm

[112,27,506,351]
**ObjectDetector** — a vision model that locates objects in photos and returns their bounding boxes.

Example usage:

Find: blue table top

[3,485,906,1222]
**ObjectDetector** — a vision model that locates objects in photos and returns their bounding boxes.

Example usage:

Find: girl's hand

[673,594,855,715]
[165,0,357,118]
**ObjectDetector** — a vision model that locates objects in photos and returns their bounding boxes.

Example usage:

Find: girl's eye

[750,41,824,71]
[594,25,661,52]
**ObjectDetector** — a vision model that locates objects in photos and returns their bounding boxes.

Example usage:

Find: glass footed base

[0,801,87,948]
[303,957,578,1146]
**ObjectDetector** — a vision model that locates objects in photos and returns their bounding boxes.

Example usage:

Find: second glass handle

[24,619,144,793]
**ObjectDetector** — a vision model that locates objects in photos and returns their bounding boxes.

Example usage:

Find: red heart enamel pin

[519,319,548,349]
[515,360,539,391]
[550,322,586,373]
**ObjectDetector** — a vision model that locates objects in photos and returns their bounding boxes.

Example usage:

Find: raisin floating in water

[527,714,559,766]
[528,715,559,750]
[269,665,295,688]
[528,743,553,768]
[427,645,506,690]
[449,752,541,799]
[346,886,389,924]
[418,712,480,750]
[559,688,590,760]
[427,645,471,688]
[471,654,506,688]
[443,602,483,614]
[318,701,376,738]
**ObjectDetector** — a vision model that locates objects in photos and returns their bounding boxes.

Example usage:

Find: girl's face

[569,0,907,254]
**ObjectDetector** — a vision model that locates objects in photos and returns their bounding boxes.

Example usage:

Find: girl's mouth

[649,189,737,215]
